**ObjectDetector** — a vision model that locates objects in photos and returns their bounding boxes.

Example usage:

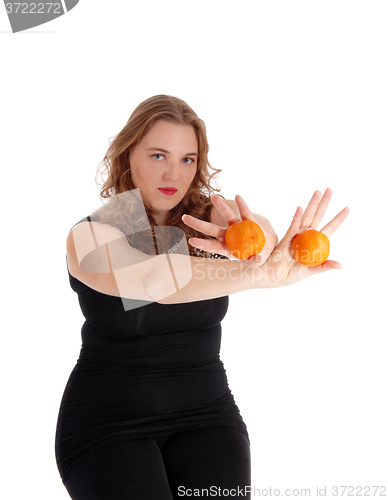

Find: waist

[61,357,232,417]
[78,326,222,368]
[76,350,224,373]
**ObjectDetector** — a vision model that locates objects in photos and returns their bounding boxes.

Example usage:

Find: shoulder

[66,217,158,298]
[67,219,126,249]
[66,220,129,287]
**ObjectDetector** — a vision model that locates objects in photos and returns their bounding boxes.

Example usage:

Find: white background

[1,1,387,498]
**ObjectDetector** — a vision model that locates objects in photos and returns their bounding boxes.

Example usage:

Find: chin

[153,199,182,215]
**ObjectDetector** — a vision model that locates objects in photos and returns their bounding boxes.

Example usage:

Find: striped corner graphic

[3,0,79,33]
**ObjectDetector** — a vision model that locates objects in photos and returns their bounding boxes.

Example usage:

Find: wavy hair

[92,95,223,255]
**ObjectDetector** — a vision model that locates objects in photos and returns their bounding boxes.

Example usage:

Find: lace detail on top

[189,248,228,259]
[167,233,228,260]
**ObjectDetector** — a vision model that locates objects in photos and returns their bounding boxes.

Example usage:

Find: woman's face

[129,120,198,224]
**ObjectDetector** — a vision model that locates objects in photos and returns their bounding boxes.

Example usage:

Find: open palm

[265,188,349,286]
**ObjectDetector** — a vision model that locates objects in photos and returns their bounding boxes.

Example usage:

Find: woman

[55,95,349,499]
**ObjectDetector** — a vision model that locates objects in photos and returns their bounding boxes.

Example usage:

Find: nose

[163,159,179,181]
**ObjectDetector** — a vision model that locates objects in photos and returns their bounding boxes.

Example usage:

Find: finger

[300,190,322,231]
[246,254,262,268]
[320,206,350,238]
[281,206,304,245]
[235,194,254,221]
[309,187,332,229]
[211,195,241,225]
[182,214,226,239]
[308,259,342,275]
[188,237,230,257]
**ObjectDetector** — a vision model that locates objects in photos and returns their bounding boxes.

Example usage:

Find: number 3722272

[5,3,61,14]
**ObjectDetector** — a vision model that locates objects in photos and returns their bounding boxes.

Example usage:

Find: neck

[153,212,168,226]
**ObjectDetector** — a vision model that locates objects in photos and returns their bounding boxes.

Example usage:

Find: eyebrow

[146,147,198,157]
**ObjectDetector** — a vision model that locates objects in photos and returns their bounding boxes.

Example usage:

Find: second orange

[291,229,330,267]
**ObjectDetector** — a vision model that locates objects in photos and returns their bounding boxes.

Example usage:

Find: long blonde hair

[93,95,223,255]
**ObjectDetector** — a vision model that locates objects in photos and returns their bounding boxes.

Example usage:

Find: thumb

[309,260,342,275]
[246,254,262,268]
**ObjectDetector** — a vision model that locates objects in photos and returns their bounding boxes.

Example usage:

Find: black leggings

[64,425,251,499]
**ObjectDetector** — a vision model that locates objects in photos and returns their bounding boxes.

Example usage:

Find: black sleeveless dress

[55,217,249,484]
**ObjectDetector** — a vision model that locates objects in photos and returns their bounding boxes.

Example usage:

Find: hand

[182,194,266,268]
[263,188,349,286]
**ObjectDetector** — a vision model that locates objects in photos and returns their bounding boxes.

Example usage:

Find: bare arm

[66,220,274,305]
[66,188,348,305]
[154,255,274,304]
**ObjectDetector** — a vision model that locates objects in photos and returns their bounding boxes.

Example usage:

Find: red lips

[158,187,177,196]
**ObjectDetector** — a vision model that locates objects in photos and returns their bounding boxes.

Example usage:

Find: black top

[55,217,249,483]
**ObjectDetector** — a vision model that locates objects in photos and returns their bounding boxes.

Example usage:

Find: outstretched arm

[67,189,348,305]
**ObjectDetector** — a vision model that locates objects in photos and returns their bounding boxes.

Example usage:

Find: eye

[183,157,195,164]
[152,154,164,160]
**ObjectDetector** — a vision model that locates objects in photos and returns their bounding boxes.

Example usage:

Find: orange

[225,220,266,260]
[291,229,330,267]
